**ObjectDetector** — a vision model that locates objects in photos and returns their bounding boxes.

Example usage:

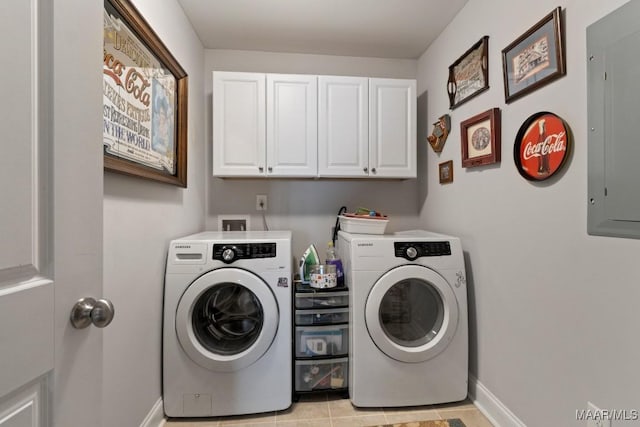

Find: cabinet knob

[258,166,264,172]
[363,167,368,173]
[268,166,273,173]
[371,168,377,174]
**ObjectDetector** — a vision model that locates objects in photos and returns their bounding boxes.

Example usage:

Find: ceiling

[176,0,468,59]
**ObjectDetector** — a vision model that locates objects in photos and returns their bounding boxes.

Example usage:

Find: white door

[266,74,318,177]
[318,76,369,177]
[0,1,105,426]
[213,71,266,177]
[369,78,417,178]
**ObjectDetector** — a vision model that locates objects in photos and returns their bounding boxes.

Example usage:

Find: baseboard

[469,375,527,427]
[139,398,166,427]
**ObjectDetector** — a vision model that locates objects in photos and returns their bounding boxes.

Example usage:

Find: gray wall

[417,0,639,425]
[102,0,206,425]
[204,49,422,258]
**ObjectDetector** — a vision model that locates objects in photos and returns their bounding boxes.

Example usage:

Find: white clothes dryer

[163,231,292,417]
[338,230,468,407]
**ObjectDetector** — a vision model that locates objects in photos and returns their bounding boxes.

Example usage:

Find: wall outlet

[587,402,611,427]
[256,195,267,211]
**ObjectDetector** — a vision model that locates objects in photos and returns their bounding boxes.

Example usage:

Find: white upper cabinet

[267,74,318,177]
[369,78,417,178]
[213,71,317,177]
[213,71,416,179]
[319,77,416,178]
[213,71,266,177]
[318,76,369,177]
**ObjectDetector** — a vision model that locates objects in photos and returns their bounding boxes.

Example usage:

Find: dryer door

[175,268,279,372]
[365,265,458,363]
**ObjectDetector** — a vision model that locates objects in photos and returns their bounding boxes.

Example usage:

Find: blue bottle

[326,242,345,288]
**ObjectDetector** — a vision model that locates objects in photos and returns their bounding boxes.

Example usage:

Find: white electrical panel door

[369,78,417,178]
[318,76,369,177]
[266,74,318,177]
[213,72,266,176]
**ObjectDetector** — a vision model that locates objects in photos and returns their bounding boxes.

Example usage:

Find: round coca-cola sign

[513,112,571,181]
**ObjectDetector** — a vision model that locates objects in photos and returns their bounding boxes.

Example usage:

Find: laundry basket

[338,215,388,235]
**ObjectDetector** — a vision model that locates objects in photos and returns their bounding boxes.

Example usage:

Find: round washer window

[176,267,279,372]
[379,278,444,347]
[192,283,264,355]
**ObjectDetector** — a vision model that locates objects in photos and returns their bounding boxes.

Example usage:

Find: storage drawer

[295,291,348,309]
[295,357,348,392]
[295,308,348,325]
[295,324,349,358]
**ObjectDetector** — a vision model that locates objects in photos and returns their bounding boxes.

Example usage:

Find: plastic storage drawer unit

[295,308,349,326]
[295,324,349,358]
[295,357,348,392]
[295,291,348,309]
[293,283,349,399]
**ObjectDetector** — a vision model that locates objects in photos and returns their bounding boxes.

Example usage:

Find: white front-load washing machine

[338,230,468,407]
[163,231,292,417]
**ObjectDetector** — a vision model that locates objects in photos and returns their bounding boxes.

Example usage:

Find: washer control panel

[394,241,451,260]
[213,243,276,263]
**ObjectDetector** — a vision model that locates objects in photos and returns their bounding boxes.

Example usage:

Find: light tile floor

[164,392,494,427]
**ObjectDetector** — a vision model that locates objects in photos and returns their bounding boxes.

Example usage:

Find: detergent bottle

[326,241,344,288]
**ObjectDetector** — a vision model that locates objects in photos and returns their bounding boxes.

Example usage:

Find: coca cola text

[522,132,566,160]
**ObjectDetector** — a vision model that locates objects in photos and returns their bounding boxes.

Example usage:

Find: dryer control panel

[394,241,451,260]
[213,243,276,263]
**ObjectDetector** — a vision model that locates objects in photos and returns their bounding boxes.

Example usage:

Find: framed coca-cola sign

[103,0,189,187]
[513,112,571,181]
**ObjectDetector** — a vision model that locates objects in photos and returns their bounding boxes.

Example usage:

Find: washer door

[365,265,458,363]
[176,268,279,372]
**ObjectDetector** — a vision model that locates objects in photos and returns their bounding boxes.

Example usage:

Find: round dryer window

[365,265,458,363]
[176,268,279,372]
[379,278,444,348]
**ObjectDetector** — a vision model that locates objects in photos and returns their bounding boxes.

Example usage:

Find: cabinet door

[318,76,369,177]
[267,74,318,177]
[213,71,266,176]
[369,78,416,178]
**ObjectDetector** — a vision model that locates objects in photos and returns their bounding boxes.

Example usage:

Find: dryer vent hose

[332,206,347,246]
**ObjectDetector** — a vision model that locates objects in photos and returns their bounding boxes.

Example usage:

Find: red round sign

[513,112,571,181]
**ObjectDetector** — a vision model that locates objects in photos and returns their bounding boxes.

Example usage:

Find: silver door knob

[70,297,115,329]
